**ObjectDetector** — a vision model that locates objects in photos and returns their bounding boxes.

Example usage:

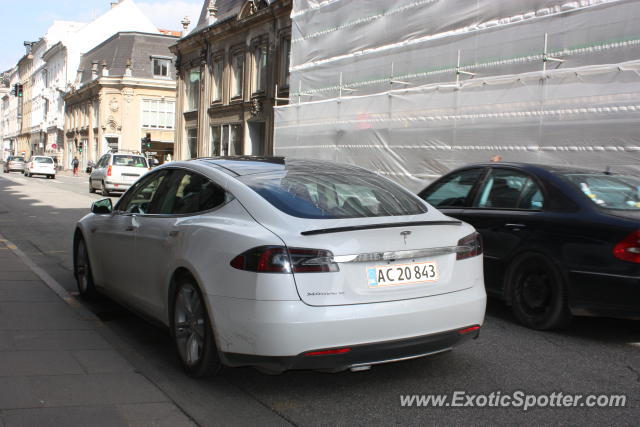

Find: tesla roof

[197,157,370,176]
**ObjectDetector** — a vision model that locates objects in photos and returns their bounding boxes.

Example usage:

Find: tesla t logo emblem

[401,231,411,245]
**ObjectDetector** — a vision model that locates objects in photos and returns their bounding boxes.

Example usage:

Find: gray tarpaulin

[274,0,640,191]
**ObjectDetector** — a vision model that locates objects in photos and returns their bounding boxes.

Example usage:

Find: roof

[450,162,611,175]
[78,32,178,84]
[189,0,278,36]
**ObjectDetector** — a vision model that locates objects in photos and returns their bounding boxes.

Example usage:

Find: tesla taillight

[107,165,112,176]
[613,230,640,264]
[456,232,483,260]
[230,246,339,273]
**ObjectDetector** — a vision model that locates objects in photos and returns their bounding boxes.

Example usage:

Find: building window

[211,125,221,156]
[187,68,200,111]
[211,124,242,156]
[253,43,267,94]
[231,51,244,99]
[186,127,198,159]
[211,56,224,102]
[93,101,99,127]
[153,58,171,77]
[142,99,175,129]
[279,36,291,88]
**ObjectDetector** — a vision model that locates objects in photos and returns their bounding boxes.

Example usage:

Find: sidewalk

[0,237,195,427]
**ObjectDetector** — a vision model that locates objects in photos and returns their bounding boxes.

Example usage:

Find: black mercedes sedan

[418,163,639,330]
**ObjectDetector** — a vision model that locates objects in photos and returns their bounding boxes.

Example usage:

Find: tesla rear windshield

[113,155,147,168]
[34,157,53,163]
[8,157,24,162]
[562,173,640,210]
[240,171,427,219]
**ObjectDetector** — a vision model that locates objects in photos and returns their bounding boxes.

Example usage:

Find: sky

[0,0,203,72]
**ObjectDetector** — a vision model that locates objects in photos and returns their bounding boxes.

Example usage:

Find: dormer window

[152,57,171,78]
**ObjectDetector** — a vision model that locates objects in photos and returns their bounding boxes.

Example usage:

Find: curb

[0,233,100,321]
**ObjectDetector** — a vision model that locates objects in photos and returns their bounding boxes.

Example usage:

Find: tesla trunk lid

[282,220,475,306]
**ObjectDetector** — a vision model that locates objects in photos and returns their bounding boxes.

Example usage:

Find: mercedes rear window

[113,155,147,168]
[562,173,640,210]
[9,157,24,162]
[240,171,427,219]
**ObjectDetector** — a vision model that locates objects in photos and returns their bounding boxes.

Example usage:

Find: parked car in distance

[89,151,149,196]
[74,157,486,377]
[3,156,26,173]
[419,162,640,330]
[24,156,56,179]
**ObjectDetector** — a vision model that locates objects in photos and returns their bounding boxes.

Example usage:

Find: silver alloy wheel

[174,283,207,367]
[76,240,89,294]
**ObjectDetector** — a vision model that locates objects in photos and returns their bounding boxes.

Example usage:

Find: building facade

[64,32,178,169]
[1,69,16,160]
[171,0,292,160]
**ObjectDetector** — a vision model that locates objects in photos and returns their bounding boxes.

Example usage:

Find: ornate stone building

[64,31,178,169]
[171,0,292,159]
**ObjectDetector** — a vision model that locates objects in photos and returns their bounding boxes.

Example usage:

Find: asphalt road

[0,170,638,426]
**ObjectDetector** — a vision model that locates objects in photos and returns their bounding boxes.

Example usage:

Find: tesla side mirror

[91,198,113,215]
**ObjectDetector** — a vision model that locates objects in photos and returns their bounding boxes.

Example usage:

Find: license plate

[367,261,439,288]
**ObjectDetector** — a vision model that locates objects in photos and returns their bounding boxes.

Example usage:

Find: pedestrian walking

[72,156,79,176]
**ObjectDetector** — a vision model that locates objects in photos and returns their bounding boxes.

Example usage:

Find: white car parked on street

[89,151,149,196]
[24,156,56,179]
[74,157,486,377]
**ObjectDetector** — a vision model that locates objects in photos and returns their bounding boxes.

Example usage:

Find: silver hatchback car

[89,151,149,196]
[3,156,26,173]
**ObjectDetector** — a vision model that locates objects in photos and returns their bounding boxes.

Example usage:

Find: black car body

[419,163,639,329]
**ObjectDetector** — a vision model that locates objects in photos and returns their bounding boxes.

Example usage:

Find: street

[0,171,638,426]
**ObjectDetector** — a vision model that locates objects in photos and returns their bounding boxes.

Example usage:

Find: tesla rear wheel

[172,279,221,378]
[75,237,99,300]
[508,254,571,330]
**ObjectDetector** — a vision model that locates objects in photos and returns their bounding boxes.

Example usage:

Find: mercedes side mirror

[91,198,113,215]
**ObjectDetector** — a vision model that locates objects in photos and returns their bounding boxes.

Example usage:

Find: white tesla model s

[74,157,486,377]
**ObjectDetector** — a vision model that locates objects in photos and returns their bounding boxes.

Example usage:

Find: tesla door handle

[168,230,179,237]
[125,226,135,231]
[505,223,526,229]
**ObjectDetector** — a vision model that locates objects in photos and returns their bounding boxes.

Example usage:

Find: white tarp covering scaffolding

[274,0,640,191]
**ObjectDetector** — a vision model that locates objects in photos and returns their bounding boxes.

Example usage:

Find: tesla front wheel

[75,237,99,300]
[172,279,222,378]
[508,253,571,330]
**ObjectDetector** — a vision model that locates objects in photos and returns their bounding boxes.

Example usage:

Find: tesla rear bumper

[221,326,479,373]
[207,284,486,372]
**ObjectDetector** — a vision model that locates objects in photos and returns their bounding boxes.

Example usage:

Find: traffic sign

[51,143,57,149]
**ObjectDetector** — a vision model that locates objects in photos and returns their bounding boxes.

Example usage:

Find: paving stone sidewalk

[0,240,196,427]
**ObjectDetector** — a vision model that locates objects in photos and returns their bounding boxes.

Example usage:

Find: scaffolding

[274,0,640,190]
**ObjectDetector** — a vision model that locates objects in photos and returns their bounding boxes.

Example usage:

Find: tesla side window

[474,169,544,210]
[157,171,227,215]
[420,168,484,208]
[118,171,167,214]
[240,171,427,219]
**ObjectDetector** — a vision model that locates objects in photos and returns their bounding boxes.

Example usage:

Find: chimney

[181,16,191,37]
[91,61,99,80]
[101,60,109,77]
[75,68,84,85]
[110,1,122,9]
